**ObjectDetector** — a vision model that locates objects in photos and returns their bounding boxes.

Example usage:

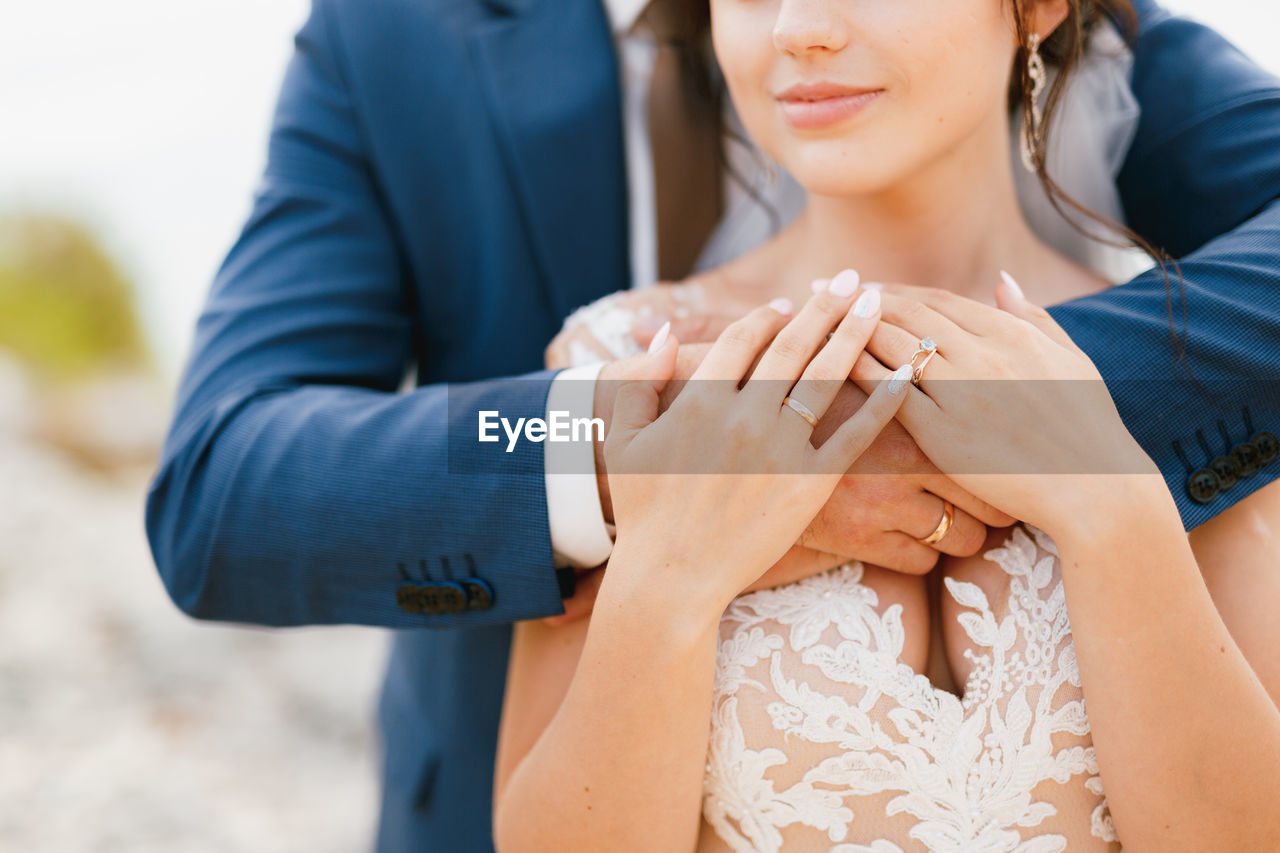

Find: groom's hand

[789,381,1016,575]
[591,347,1014,583]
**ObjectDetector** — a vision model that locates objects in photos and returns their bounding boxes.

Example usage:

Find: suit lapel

[470,0,631,321]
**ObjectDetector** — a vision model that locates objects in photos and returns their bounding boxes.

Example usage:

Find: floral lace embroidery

[702,525,1119,852]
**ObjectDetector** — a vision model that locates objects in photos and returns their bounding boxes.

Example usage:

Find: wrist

[1034,434,1162,532]
[604,537,731,624]
[1046,472,1183,556]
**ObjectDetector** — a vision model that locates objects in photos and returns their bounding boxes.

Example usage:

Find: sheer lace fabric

[696,525,1121,853]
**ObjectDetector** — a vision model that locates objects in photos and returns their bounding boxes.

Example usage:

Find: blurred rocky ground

[0,215,386,851]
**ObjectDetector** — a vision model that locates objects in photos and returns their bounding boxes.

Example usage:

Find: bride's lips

[776,81,884,130]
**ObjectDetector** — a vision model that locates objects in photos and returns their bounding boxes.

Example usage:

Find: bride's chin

[792,168,895,200]
[774,143,900,198]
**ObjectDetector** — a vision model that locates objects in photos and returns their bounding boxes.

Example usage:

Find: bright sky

[2,0,1277,380]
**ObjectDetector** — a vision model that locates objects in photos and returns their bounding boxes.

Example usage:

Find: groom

[145,0,1280,850]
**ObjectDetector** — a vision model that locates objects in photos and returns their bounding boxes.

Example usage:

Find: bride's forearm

[1051,480,1280,852]
[493,554,724,853]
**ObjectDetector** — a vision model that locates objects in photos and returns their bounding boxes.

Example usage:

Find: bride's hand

[605,287,911,610]
[544,279,745,370]
[850,275,1159,536]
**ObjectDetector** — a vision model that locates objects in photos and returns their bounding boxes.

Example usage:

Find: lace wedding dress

[695,525,1120,853]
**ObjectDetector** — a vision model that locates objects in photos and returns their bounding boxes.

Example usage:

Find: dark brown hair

[1011,2,1185,361]
[1014,2,1146,253]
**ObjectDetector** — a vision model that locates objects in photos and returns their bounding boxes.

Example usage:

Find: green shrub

[0,214,149,382]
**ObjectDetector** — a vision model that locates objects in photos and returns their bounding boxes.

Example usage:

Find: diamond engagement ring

[909,337,938,385]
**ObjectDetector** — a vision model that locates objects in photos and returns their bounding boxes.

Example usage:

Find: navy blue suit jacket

[145,0,1280,849]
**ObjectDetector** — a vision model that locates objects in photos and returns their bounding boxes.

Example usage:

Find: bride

[491,0,1280,850]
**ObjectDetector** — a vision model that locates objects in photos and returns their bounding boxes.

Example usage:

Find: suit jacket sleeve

[144,1,567,627]
[1047,0,1280,529]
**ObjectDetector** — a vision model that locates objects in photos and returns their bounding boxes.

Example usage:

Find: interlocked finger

[692,302,793,382]
[750,278,862,393]
[907,497,988,556]
[781,288,882,437]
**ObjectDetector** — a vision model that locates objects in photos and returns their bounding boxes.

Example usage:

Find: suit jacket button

[1187,468,1220,504]
[418,584,443,614]
[1210,456,1239,490]
[463,579,495,611]
[1231,442,1260,478]
[396,584,424,614]
[1252,431,1278,465]
[437,582,468,614]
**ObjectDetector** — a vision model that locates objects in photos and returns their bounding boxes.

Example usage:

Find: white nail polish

[648,320,671,354]
[852,288,880,319]
[810,278,830,294]
[887,364,913,395]
[860,281,885,291]
[768,297,794,315]
[828,269,861,298]
[999,270,1024,298]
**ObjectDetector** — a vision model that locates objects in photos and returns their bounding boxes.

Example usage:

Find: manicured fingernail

[828,268,861,297]
[852,288,880,319]
[810,278,830,294]
[887,364,913,395]
[768,297,794,316]
[999,270,1024,298]
[861,281,885,291]
[648,320,671,354]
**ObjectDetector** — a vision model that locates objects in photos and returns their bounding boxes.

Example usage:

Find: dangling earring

[1019,32,1046,173]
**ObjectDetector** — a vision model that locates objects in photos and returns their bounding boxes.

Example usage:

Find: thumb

[995,270,1081,352]
[632,312,735,347]
[608,322,679,452]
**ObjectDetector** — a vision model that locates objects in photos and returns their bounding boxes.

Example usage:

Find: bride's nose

[773,0,851,56]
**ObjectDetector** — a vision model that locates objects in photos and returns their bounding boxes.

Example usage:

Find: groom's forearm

[1047,200,1280,531]
[147,374,568,628]
[1097,0,1280,530]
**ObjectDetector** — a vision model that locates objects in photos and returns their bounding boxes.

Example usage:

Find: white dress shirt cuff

[545,363,615,568]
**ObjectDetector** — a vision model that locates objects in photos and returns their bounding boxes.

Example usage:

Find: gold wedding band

[909,337,938,386]
[919,500,955,545]
[782,396,819,428]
